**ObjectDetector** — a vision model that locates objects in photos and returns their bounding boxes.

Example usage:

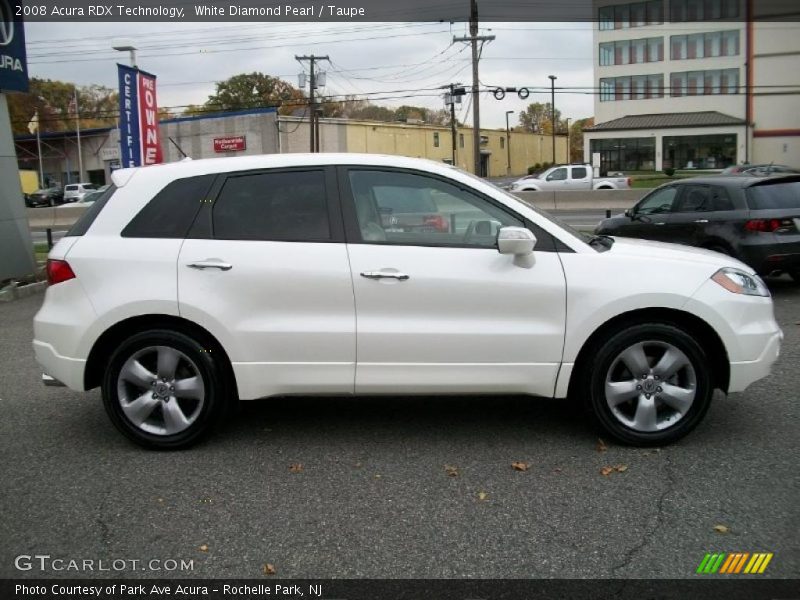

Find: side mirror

[497,227,536,268]
[624,208,634,218]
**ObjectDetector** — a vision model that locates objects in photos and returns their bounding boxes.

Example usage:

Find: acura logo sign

[0,0,14,47]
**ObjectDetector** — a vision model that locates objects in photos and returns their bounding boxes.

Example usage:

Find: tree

[7,78,117,135]
[518,102,563,135]
[569,117,594,163]
[205,72,306,115]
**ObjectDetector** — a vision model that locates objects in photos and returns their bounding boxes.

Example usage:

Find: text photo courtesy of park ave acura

[1,0,799,599]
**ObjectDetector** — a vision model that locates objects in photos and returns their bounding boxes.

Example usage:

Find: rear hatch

[745,177,800,236]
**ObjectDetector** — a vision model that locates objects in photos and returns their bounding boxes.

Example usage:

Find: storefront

[662,133,737,170]
[590,137,656,174]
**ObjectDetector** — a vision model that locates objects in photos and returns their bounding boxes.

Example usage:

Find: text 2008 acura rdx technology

[33,154,783,449]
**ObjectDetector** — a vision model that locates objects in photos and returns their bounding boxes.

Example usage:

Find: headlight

[711,268,770,297]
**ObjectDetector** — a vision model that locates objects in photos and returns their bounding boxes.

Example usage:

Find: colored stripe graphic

[700,552,773,574]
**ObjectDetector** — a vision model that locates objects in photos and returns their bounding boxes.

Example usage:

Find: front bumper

[728,330,783,393]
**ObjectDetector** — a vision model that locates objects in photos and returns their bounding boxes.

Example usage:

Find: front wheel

[102,329,228,449]
[584,323,713,446]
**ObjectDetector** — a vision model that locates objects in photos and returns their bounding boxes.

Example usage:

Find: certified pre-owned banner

[117,63,163,168]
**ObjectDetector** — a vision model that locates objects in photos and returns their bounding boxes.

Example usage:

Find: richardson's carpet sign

[117,63,163,167]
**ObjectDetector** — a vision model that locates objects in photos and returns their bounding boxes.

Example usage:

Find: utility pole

[548,75,557,164]
[442,83,465,166]
[505,110,513,174]
[295,54,329,153]
[454,0,494,176]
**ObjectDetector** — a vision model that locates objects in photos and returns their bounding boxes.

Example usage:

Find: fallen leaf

[374,474,382,479]
[198,544,209,552]
[444,465,459,477]
[553,468,562,474]
[157,498,164,504]
[615,464,628,473]
[600,466,614,476]
[263,563,276,575]
[354,462,362,468]
[596,438,608,452]
[713,525,730,534]
[511,461,529,472]
[477,491,488,501]
[289,463,303,473]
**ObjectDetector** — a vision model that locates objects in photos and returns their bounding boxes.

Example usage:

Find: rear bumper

[33,340,86,391]
[728,330,783,393]
[738,237,800,274]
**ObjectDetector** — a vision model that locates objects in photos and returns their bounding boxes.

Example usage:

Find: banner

[0,0,29,92]
[117,63,163,168]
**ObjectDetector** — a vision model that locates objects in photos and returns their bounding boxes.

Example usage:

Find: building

[15,107,564,185]
[278,116,565,177]
[584,0,800,173]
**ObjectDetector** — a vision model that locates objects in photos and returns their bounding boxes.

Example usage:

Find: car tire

[102,329,229,450]
[582,323,713,446]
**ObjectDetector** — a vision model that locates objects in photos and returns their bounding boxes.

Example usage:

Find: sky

[23,21,595,129]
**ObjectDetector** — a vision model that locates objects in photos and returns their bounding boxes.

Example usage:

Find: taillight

[423,215,450,232]
[46,259,76,285]
[745,218,795,233]
[627,177,632,187]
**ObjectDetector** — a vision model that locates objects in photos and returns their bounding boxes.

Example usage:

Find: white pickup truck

[508,164,631,192]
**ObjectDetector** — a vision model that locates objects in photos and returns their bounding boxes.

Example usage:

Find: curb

[0,281,48,303]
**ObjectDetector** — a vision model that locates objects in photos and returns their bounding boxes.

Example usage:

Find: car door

[339,167,567,397]
[543,166,569,191]
[569,165,592,190]
[661,184,713,246]
[177,167,356,400]
[621,185,680,241]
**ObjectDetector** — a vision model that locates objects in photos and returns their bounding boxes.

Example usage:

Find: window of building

[600,37,663,66]
[500,137,505,149]
[598,1,663,29]
[662,134,738,170]
[600,75,663,101]
[212,170,330,241]
[433,132,440,148]
[590,137,657,172]
[599,42,614,66]
[671,30,740,61]
[670,69,739,96]
[459,133,464,148]
[670,0,739,21]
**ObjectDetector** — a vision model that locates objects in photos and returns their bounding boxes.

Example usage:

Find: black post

[450,84,457,166]
[549,75,557,165]
[606,209,611,219]
[46,228,53,250]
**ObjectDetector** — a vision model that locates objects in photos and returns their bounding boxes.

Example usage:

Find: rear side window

[65,185,78,191]
[572,167,588,179]
[122,175,215,238]
[212,170,330,241]
[747,182,800,210]
[711,186,734,211]
[66,185,117,236]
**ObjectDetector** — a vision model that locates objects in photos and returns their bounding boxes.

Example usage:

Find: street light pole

[505,110,513,174]
[565,117,572,164]
[548,75,557,164]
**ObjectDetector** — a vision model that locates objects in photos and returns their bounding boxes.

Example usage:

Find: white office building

[584,0,800,173]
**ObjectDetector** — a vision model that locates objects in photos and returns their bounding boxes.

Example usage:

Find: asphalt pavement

[1,283,798,579]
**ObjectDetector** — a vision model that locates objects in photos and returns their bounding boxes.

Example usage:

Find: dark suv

[595,175,800,281]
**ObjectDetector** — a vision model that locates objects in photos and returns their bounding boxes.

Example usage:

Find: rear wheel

[583,323,713,446]
[102,329,228,449]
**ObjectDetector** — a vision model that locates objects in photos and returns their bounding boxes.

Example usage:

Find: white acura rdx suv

[34,154,782,449]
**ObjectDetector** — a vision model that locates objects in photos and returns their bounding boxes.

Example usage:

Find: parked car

[721,164,800,177]
[34,154,781,449]
[63,183,99,203]
[508,164,631,192]
[595,175,800,281]
[73,186,109,206]
[26,187,63,207]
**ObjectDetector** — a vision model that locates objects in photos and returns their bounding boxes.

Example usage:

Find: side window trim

[336,165,566,253]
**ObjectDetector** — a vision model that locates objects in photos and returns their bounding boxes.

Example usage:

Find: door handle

[694,219,709,224]
[360,271,410,281]
[187,260,233,271]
